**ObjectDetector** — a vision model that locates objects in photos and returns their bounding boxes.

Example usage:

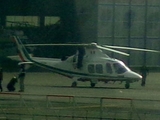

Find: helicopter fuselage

[30,48,142,89]
[11,36,142,89]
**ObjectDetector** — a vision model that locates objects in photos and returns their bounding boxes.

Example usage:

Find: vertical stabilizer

[11,36,31,62]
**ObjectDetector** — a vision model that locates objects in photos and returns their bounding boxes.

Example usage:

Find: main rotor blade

[97,45,129,56]
[24,43,89,47]
[103,45,160,53]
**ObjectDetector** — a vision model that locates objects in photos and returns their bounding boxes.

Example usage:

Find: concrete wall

[74,0,98,43]
[98,0,160,66]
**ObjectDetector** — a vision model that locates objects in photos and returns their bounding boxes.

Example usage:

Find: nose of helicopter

[124,71,142,81]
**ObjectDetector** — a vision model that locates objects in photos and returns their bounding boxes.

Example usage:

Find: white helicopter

[10,36,160,89]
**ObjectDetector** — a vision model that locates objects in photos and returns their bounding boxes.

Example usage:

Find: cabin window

[88,64,95,73]
[106,63,112,74]
[96,64,103,74]
[113,63,127,74]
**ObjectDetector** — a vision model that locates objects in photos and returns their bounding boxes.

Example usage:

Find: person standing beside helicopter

[140,65,149,86]
[0,68,3,92]
[77,47,85,69]
[18,64,26,92]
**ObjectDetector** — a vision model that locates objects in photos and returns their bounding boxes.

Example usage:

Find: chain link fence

[0,93,159,120]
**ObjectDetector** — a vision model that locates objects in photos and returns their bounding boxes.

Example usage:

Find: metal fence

[0,93,160,120]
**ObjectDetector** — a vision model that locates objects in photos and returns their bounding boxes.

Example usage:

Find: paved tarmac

[2,72,160,100]
[1,72,160,119]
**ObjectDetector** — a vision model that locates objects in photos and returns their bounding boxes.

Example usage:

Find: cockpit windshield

[113,62,130,74]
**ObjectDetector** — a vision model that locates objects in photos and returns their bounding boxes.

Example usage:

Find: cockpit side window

[96,64,103,74]
[88,64,95,73]
[113,63,127,74]
[106,63,112,74]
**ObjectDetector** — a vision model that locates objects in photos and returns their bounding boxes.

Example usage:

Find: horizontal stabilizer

[18,62,33,65]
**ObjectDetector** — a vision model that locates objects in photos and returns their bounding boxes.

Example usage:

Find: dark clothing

[140,66,149,86]
[18,65,25,76]
[0,83,2,92]
[18,72,25,78]
[18,67,26,92]
[77,47,85,69]
[7,77,17,92]
[0,68,3,92]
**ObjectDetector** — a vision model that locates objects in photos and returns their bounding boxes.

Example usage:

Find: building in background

[98,0,160,67]
[0,0,160,67]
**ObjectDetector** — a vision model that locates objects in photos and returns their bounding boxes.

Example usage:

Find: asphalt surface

[2,72,160,100]
[1,72,160,120]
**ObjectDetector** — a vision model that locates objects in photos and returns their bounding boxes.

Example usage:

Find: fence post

[100,98,103,120]
[72,96,75,120]
[129,99,133,119]
[46,95,49,108]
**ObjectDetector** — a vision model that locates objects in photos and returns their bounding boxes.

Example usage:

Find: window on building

[45,16,60,26]
[6,16,60,27]
[6,16,39,27]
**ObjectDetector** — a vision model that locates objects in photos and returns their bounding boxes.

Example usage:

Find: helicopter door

[95,64,103,74]
[106,63,113,74]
